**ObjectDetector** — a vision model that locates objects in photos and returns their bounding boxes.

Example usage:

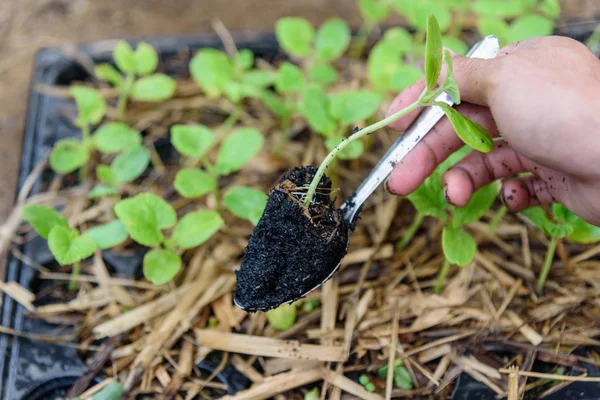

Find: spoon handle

[342,35,501,222]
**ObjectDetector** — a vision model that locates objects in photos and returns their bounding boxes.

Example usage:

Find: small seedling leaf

[216,127,264,175]
[389,65,423,91]
[329,90,382,125]
[133,42,159,75]
[174,168,217,198]
[436,103,494,153]
[275,17,315,57]
[309,62,338,85]
[568,217,600,244]
[368,42,415,91]
[325,136,364,160]
[442,36,468,56]
[171,124,214,158]
[224,186,268,225]
[299,85,336,136]
[358,0,390,23]
[442,50,461,104]
[93,122,142,154]
[407,173,446,219]
[442,226,476,266]
[111,146,150,183]
[114,193,176,246]
[83,220,128,250]
[507,14,554,43]
[131,73,176,102]
[474,0,525,18]
[260,91,292,118]
[87,184,118,200]
[395,0,451,32]
[236,49,254,70]
[477,17,509,46]
[190,49,235,97]
[304,388,320,400]
[95,63,123,88]
[540,0,560,19]
[382,28,414,52]
[21,205,68,239]
[241,70,276,89]
[70,86,106,127]
[314,18,351,61]
[267,303,297,330]
[275,62,306,94]
[171,210,223,249]
[453,182,498,227]
[143,248,182,285]
[96,165,117,185]
[113,40,136,73]
[48,226,96,265]
[393,366,414,389]
[50,138,89,174]
[90,382,123,400]
[424,14,443,90]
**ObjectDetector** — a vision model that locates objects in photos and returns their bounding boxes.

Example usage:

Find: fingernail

[500,188,506,205]
[443,185,450,203]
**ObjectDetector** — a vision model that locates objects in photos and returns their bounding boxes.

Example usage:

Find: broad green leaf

[358,0,391,23]
[111,146,150,183]
[390,66,423,91]
[91,382,123,400]
[131,74,176,101]
[424,14,443,90]
[171,210,223,249]
[568,217,600,244]
[190,49,235,97]
[453,182,498,226]
[442,36,468,56]
[95,63,123,88]
[114,193,176,246]
[325,136,364,160]
[382,28,414,52]
[236,49,254,70]
[70,86,106,126]
[113,40,136,73]
[477,17,509,46]
[242,70,275,88]
[407,174,446,219]
[224,186,268,225]
[260,90,292,118]
[21,205,68,239]
[309,62,338,85]
[48,226,96,265]
[436,103,494,153]
[300,85,336,136]
[87,184,118,199]
[143,248,182,285]
[133,42,159,75]
[442,50,460,104]
[314,18,351,61]
[96,165,117,185]
[522,207,572,238]
[329,91,382,125]
[174,168,217,198]
[50,138,89,174]
[507,14,554,43]
[442,226,476,266]
[216,127,264,175]
[171,124,214,158]
[540,0,560,19]
[275,17,315,57]
[552,204,579,226]
[93,122,142,154]
[394,0,451,32]
[83,220,128,250]
[393,366,414,389]
[474,0,525,18]
[368,42,409,91]
[275,62,306,94]
[267,303,297,330]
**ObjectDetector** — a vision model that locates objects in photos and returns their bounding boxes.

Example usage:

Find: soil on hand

[234,166,349,312]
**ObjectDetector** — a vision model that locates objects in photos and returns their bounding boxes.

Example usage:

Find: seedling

[171,124,267,225]
[266,303,297,330]
[304,388,320,400]
[358,374,376,392]
[72,381,123,400]
[523,204,600,292]
[96,41,176,120]
[377,360,414,390]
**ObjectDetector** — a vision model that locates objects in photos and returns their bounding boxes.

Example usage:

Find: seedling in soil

[377,360,414,390]
[523,204,600,292]
[266,303,297,331]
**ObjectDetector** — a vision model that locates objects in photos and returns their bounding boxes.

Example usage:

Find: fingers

[386,104,499,196]
[501,176,556,212]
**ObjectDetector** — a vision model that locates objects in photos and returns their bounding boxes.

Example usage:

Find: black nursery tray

[1,19,598,400]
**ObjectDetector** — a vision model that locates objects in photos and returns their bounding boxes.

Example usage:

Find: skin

[385,36,600,226]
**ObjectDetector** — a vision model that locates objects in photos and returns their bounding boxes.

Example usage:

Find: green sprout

[302,298,320,312]
[267,303,297,330]
[377,360,414,390]
[304,388,320,400]
[72,381,123,400]
[96,41,176,120]
[358,374,376,392]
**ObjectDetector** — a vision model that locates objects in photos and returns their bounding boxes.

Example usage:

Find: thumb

[451,55,499,106]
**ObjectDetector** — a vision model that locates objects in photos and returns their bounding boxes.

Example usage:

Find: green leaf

[143,248,182,285]
[275,62,306,94]
[93,122,142,154]
[111,146,150,183]
[171,210,223,249]
[96,165,117,185]
[114,193,177,246]
[568,217,600,244]
[474,0,525,18]
[358,0,391,23]
[275,17,315,57]
[367,41,420,91]
[171,124,214,158]
[540,0,560,18]
[522,207,573,238]
[91,382,123,400]
[442,226,476,266]
[424,14,443,90]
[215,127,264,175]
[260,91,292,118]
[242,70,276,89]
[394,0,451,32]
[304,388,320,400]
[325,136,364,160]
[442,50,460,104]
[309,62,338,85]
[174,168,217,198]
[133,42,159,75]
[314,18,351,61]
[407,174,446,219]
[21,205,68,239]
[87,184,118,199]
[393,366,414,389]
[70,86,106,126]
[442,36,468,56]
[131,74,176,101]
[329,91,382,125]
[48,226,96,265]
[300,85,336,136]
[389,65,423,91]
[267,304,297,330]
[477,17,509,46]
[507,14,554,43]
[436,103,494,153]
[236,49,254,70]
[83,220,128,250]
[113,40,136,73]
[453,182,497,226]
[382,28,414,52]
[190,49,235,97]
[50,138,89,174]
[224,186,268,225]
[95,63,123,88]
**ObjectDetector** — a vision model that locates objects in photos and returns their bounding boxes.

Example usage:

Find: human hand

[385,36,600,226]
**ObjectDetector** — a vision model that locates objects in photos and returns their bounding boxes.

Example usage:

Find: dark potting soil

[234,166,349,312]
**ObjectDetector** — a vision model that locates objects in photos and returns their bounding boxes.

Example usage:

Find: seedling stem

[537,235,558,292]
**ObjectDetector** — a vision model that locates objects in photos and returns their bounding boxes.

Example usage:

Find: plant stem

[69,261,81,291]
[350,21,374,58]
[488,205,507,233]
[117,74,135,121]
[435,259,451,294]
[397,212,424,250]
[537,236,558,293]
[303,100,421,207]
[221,104,241,132]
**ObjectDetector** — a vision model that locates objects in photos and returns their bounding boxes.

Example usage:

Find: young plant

[377,360,414,390]
[95,41,177,120]
[266,303,297,330]
[171,125,267,225]
[523,204,600,292]
[114,193,223,285]
[358,374,376,393]
[304,388,320,400]
[72,381,123,400]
